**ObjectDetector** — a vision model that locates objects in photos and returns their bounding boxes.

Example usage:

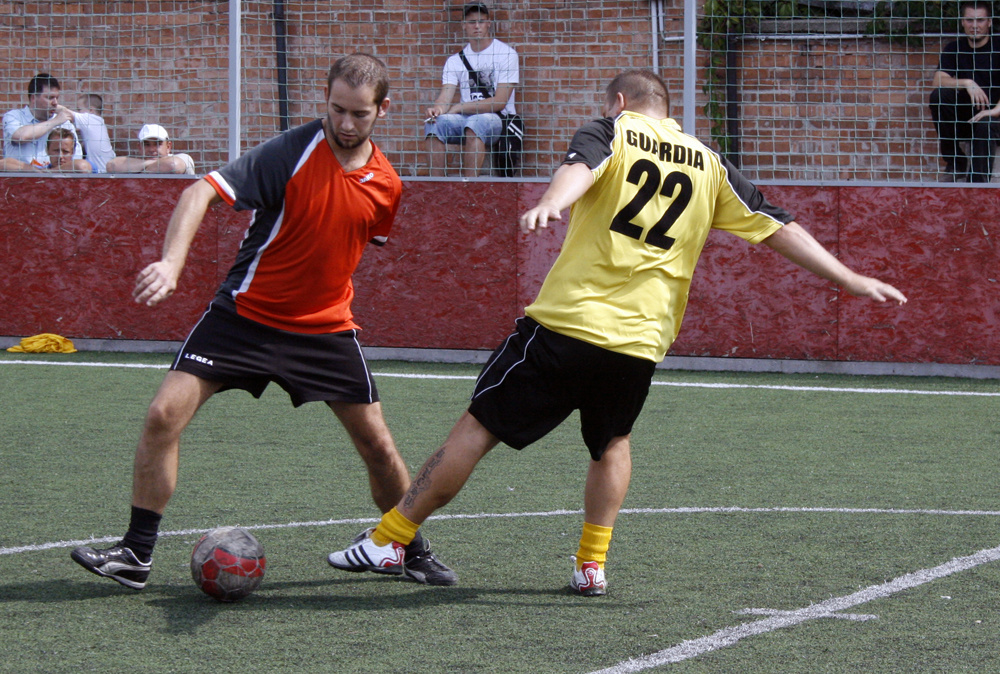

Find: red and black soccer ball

[190,526,266,602]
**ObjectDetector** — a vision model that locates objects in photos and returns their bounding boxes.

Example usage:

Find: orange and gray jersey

[206,118,401,335]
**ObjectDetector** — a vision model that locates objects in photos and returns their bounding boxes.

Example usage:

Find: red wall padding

[1,176,997,365]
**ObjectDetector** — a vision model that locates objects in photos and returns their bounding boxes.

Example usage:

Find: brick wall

[734,35,946,180]
[0,1,970,180]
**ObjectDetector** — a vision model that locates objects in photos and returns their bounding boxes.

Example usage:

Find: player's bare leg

[398,410,499,521]
[328,400,409,512]
[328,400,460,585]
[572,435,631,596]
[133,370,222,513]
[72,370,221,589]
[582,435,632,528]
[328,410,497,583]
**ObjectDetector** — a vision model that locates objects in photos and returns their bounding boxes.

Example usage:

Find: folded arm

[447,82,515,116]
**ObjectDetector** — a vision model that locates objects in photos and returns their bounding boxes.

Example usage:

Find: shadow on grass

[174,575,621,632]
[1,573,625,636]
[0,578,135,602]
[143,577,622,634]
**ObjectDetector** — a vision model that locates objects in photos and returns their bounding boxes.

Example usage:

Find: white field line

[8,507,1000,670]
[586,542,1000,674]
[0,360,170,369]
[651,381,1000,396]
[6,358,996,668]
[5,505,1000,556]
[1,359,998,396]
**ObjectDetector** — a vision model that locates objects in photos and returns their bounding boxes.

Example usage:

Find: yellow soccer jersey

[525,111,793,362]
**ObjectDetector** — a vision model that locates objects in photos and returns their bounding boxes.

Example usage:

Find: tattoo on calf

[404,447,446,509]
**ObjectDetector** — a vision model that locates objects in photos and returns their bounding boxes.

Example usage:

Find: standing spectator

[929,0,1000,182]
[74,94,115,173]
[45,128,94,173]
[329,69,908,597]
[70,54,455,592]
[106,124,196,174]
[424,2,518,177]
[3,73,83,168]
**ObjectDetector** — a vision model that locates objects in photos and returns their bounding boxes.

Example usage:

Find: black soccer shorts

[468,316,657,460]
[171,301,379,407]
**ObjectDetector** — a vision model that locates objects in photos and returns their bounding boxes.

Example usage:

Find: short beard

[332,133,366,150]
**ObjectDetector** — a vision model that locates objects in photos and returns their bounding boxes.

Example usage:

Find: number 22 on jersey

[609,158,693,251]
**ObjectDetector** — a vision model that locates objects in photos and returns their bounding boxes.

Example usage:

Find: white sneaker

[327,528,404,575]
[570,560,607,596]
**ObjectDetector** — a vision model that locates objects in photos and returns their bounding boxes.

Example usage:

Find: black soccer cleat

[71,543,152,590]
[402,535,458,586]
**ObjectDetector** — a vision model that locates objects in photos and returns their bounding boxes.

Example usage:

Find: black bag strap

[458,50,476,79]
[458,50,492,99]
[458,47,479,74]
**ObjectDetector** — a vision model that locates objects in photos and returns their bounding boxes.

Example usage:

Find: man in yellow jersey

[329,70,907,596]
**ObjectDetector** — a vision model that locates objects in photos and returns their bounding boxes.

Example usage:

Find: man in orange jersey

[72,54,455,590]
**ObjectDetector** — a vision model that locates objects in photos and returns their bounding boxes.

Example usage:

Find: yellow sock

[575,522,613,570]
[371,507,419,547]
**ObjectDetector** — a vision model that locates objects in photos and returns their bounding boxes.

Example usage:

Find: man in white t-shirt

[106,124,196,175]
[74,94,116,173]
[424,2,518,177]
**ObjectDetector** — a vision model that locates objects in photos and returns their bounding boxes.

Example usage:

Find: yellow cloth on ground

[6,333,78,353]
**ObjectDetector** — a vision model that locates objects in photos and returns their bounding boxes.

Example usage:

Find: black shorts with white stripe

[172,301,379,407]
[468,316,656,460]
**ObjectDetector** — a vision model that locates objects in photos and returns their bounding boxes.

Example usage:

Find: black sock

[404,530,425,556]
[121,506,162,562]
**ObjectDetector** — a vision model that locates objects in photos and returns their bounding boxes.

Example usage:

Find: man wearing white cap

[106,123,196,174]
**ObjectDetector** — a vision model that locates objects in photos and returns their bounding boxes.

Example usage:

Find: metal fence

[0,1,991,183]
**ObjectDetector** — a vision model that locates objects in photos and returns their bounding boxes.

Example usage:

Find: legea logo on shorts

[184,352,214,366]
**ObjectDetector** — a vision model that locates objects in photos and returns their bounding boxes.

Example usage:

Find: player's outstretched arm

[762,221,907,305]
[133,179,222,307]
[518,162,595,233]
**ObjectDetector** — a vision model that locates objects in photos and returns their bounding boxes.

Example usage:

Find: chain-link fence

[698,0,981,182]
[0,1,992,182]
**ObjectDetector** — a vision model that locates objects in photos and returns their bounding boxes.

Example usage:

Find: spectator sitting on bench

[424,2,519,177]
[3,73,84,169]
[106,124,195,174]
[929,0,1000,182]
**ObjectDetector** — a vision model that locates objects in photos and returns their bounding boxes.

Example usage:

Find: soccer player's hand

[518,204,563,233]
[133,261,180,307]
[845,275,907,305]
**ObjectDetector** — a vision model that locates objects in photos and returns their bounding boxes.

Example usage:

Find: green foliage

[698,1,815,155]
[867,1,959,46]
